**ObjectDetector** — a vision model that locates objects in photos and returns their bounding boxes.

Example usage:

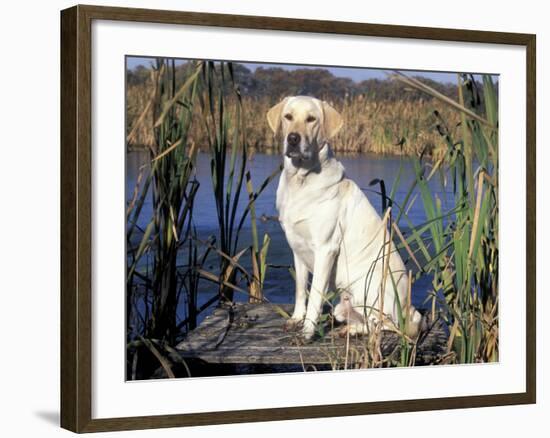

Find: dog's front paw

[300,320,316,341]
[283,317,303,332]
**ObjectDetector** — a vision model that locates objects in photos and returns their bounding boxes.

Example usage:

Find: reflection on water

[127,150,453,309]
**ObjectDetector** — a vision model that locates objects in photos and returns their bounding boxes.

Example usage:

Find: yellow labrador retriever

[267,96,422,340]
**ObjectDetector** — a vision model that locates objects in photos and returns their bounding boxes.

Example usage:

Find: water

[127,150,454,311]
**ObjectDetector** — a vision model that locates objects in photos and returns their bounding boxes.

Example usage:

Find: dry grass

[127,80,460,159]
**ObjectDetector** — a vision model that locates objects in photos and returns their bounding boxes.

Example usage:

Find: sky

[126,56,497,84]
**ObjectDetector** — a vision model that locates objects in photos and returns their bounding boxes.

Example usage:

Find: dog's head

[267,96,343,162]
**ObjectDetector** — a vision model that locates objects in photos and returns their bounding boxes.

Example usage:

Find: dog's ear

[267,97,289,135]
[321,101,343,139]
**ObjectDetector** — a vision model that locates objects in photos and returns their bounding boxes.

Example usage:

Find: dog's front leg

[302,248,338,340]
[284,254,309,331]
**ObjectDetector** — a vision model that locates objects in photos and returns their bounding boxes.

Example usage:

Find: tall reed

[126,60,281,378]
[389,73,499,364]
[197,62,281,303]
[126,59,203,345]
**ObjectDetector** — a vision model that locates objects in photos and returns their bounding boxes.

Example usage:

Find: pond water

[127,150,454,312]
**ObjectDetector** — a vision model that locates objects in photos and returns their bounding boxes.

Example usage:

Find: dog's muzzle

[285,132,302,158]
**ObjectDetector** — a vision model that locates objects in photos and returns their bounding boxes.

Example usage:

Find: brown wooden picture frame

[60,4,536,433]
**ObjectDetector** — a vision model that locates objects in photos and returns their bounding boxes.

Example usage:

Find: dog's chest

[276,176,340,267]
[277,193,314,251]
[276,182,312,251]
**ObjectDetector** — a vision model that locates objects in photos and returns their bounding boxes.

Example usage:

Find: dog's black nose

[287,132,301,147]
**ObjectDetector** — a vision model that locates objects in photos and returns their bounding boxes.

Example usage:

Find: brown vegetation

[127,80,461,159]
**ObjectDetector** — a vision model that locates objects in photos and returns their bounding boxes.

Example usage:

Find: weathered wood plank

[175,303,448,367]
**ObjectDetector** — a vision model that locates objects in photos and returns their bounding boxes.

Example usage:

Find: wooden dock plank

[175,303,449,367]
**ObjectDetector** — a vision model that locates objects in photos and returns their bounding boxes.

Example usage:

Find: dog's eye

[306,115,316,123]
[284,113,293,121]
